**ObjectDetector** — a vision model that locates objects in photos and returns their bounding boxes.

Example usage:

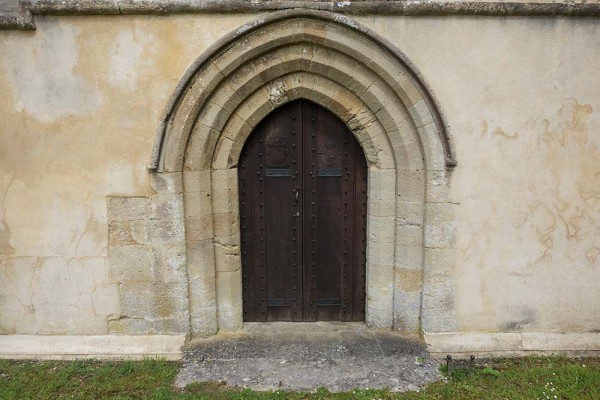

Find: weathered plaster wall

[0,15,255,334]
[355,16,600,333]
[1,14,599,335]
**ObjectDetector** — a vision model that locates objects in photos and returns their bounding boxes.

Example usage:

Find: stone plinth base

[0,335,186,360]
[425,332,600,359]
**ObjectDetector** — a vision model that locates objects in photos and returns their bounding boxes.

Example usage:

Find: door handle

[295,190,299,202]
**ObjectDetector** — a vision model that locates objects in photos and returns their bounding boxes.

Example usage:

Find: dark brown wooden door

[239,99,367,322]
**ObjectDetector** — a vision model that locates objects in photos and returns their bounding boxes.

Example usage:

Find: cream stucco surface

[1,14,599,336]
[356,16,600,333]
[0,15,256,334]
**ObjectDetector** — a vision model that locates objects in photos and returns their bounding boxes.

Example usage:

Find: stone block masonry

[107,188,189,335]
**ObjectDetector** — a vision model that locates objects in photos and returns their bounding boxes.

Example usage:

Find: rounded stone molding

[150,10,459,338]
[5,1,600,31]
[150,9,455,172]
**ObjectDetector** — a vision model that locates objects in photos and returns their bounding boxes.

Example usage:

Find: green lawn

[0,357,598,399]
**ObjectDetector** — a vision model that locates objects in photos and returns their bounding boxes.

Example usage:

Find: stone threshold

[178,322,440,392]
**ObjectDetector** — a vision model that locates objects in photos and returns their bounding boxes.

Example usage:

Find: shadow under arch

[148,9,459,338]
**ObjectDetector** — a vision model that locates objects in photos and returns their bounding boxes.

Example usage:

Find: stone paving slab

[176,323,442,392]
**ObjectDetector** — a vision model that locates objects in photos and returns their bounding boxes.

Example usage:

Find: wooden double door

[238,100,367,322]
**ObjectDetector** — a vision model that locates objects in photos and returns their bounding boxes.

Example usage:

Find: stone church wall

[1,4,599,357]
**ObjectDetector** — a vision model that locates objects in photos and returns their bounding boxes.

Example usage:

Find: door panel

[239,99,366,322]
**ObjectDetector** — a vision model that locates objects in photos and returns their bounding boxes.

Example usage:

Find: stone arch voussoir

[150,10,458,339]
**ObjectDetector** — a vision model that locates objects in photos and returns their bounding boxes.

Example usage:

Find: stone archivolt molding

[2,0,600,30]
[151,10,455,172]
[141,10,459,338]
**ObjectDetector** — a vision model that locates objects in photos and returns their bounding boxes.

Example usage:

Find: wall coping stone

[2,1,600,30]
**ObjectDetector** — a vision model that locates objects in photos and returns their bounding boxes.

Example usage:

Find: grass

[0,357,599,399]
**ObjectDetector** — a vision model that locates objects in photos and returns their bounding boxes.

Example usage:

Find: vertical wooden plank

[353,142,368,321]
[255,128,268,321]
[290,101,304,321]
[239,137,255,321]
[341,128,355,321]
[302,100,318,321]
[263,106,292,321]
[313,104,345,321]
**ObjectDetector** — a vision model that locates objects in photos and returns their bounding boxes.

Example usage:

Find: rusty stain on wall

[456,96,600,332]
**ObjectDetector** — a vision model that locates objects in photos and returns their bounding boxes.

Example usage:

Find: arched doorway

[147,10,458,338]
[238,100,367,322]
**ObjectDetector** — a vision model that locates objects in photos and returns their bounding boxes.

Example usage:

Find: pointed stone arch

[149,9,458,338]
